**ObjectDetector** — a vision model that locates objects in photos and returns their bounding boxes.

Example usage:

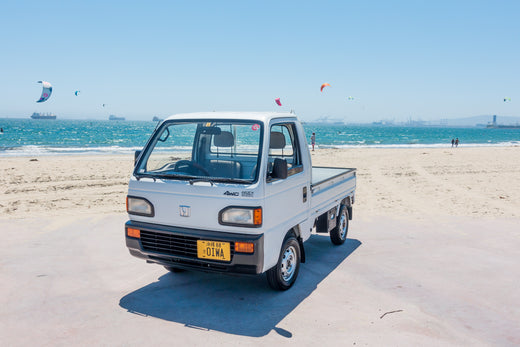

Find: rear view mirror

[201,126,222,135]
[272,158,288,179]
[158,127,170,142]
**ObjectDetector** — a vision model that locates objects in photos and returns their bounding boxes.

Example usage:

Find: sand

[2,147,519,219]
[1,147,520,345]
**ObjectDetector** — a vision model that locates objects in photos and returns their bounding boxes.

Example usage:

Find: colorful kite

[36,81,52,103]
[74,90,80,96]
[320,83,330,92]
[275,98,282,106]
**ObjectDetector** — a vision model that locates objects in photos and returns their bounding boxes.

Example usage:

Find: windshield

[135,119,263,183]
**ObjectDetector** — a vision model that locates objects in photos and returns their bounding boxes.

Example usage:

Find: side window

[269,123,302,177]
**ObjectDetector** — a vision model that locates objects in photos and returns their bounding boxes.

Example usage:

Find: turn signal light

[235,242,254,253]
[127,228,141,238]
[253,208,262,225]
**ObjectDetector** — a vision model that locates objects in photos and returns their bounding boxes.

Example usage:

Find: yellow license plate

[197,240,231,261]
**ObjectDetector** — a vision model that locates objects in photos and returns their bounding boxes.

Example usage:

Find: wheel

[330,205,349,245]
[266,235,301,290]
[174,160,210,176]
[164,265,185,273]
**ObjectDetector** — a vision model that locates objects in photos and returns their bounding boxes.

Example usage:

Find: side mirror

[134,150,142,166]
[272,158,288,179]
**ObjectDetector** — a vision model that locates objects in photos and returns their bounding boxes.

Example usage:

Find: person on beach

[311,132,316,151]
[451,138,455,147]
[455,138,459,147]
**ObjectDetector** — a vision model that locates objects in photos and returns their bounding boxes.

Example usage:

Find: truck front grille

[140,230,235,260]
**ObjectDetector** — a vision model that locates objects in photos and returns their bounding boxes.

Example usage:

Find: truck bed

[310,166,356,218]
[311,167,355,187]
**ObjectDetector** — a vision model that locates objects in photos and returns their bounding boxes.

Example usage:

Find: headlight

[219,206,262,227]
[126,196,154,217]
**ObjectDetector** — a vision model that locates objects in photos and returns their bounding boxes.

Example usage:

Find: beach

[2,147,519,219]
[1,147,520,345]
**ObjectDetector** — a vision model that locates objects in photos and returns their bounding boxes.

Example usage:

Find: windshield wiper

[135,173,196,181]
[135,172,252,184]
[155,173,196,180]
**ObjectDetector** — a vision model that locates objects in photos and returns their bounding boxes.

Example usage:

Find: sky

[1,0,519,122]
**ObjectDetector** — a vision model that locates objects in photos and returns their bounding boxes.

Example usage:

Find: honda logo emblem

[179,205,191,217]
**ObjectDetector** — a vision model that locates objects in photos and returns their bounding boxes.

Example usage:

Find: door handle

[303,186,307,203]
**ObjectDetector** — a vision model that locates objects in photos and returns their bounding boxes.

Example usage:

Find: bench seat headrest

[214,131,234,147]
[270,131,286,149]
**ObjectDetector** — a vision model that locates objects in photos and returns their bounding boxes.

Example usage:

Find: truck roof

[164,112,297,123]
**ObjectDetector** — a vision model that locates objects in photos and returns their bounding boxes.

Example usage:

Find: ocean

[1,118,519,157]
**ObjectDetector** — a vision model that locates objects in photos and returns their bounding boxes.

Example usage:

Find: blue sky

[1,0,519,122]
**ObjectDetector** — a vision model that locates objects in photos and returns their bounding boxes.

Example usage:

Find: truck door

[264,122,310,241]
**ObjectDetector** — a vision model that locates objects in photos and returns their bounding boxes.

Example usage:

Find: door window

[268,123,303,179]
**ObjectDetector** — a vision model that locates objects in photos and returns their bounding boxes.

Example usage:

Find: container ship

[109,115,125,121]
[31,112,56,120]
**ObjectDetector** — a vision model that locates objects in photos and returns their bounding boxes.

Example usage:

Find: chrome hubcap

[339,212,347,239]
[281,245,297,282]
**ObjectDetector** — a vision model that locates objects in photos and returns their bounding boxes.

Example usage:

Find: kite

[36,81,52,103]
[504,97,511,102]
[320,83,330,92]
[102,104,106,107]
[347,96,355,101]
[74,90,80,96]
[275,98,282,106]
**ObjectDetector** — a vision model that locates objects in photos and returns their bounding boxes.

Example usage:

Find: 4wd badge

[179,205,191,217]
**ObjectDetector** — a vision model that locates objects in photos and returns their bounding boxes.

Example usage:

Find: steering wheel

[174,160,210,176]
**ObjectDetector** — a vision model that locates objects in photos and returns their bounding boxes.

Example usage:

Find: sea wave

[0,145,170,157]
[1,141,519,157]
[316,141,520,149]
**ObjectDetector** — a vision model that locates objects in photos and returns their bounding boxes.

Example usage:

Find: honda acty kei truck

[125,112,356,290]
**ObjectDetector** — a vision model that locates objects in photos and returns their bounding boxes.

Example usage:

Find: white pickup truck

[125,112,356,290]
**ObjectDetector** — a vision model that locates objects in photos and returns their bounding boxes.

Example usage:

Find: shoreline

[2,147,519,220]
[1,142,519,158]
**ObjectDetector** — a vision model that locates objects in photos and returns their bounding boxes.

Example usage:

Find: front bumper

[125,220,264,275]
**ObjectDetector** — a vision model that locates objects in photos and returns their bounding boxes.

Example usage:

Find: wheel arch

[288,225,306,263]
[341,196,353,220]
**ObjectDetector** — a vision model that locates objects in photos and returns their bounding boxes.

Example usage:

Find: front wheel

[330,205,349,245]
[266,235,301,291]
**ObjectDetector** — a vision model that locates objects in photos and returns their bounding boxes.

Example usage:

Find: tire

[330,205,349,245]
[266,235,301,291]
[164,266,185,273]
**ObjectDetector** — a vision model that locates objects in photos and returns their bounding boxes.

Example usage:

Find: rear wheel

[267,235,301,290]
[330,205,349,245]
[164,266,185,273]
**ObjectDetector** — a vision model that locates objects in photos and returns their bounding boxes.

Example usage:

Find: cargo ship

[31,112,56,120]
[109,115,125,121]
